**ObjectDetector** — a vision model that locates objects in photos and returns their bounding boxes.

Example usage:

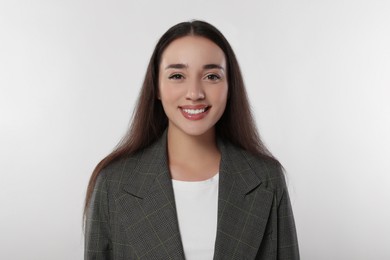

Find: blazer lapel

[213,140,274,260]
[116,132,185,259]
[113,132,273,259]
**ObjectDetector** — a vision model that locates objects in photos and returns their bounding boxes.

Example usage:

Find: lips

[179,105,210,120]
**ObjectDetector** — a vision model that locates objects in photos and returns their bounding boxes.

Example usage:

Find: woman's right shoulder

[96,151,143,184]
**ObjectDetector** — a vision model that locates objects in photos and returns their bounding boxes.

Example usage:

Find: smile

[179,106,210,120]
[182,108,207,115]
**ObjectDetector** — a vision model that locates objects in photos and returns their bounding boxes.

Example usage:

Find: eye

[168,74,184,80]
[205,74,221,81]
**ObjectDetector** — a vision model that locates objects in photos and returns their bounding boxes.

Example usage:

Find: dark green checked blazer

[85,131,299,260]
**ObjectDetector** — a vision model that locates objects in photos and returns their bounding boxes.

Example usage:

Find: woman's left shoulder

[239,148,287,191]
[219,139,287,191]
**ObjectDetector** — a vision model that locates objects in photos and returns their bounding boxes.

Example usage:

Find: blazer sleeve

[276,173,300,259]
[85,172,112,260]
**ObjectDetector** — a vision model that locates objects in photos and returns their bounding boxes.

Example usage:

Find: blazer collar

[122,132,169,198]
[213,138,273,259]
[119,130,273,259]
[118,130,185,259]
[122,131,263,197]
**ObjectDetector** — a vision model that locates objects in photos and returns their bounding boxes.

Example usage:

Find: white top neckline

[171,173,219,190]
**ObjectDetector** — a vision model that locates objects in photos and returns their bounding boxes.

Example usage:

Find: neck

[167,126,221,181]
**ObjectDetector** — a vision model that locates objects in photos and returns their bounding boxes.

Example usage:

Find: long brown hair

[84,20,279,213]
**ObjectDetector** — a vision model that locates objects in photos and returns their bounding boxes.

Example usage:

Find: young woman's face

[158,36,228,137]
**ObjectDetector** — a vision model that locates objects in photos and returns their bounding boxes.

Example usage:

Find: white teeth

[182,108,206,114]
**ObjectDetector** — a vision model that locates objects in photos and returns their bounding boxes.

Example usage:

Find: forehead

[160,36,226,67]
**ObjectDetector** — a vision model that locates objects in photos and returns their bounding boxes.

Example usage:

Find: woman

[84,20,299,260]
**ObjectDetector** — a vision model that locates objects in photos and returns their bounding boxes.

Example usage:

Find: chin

[169,122,215,138]
[182,127,214,137]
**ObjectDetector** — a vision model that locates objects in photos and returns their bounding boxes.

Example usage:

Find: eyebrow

[164,63,225,71]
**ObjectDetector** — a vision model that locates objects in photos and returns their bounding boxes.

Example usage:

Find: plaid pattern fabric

[85,131,299,259]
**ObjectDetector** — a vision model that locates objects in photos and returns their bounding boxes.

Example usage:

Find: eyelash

[205,74,221,81]
[168,74,184,80]
[168,73,221,81]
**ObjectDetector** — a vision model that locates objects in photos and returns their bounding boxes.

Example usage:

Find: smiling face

[158,36,228,138]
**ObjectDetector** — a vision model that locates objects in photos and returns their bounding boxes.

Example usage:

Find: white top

[172,173,219,260]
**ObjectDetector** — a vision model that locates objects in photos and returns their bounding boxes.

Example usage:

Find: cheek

[214,85,229,105]
[158,83,172,101]
[158,84,180,108]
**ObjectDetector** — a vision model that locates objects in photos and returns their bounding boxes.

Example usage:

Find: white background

[1,0,389,259]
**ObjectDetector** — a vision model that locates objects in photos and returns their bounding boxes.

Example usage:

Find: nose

[186,79,205,100]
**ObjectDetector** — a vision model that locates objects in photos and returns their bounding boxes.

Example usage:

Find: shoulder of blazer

[98,132,169,199]
[219,138,286,193]
[99,151,143,181]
